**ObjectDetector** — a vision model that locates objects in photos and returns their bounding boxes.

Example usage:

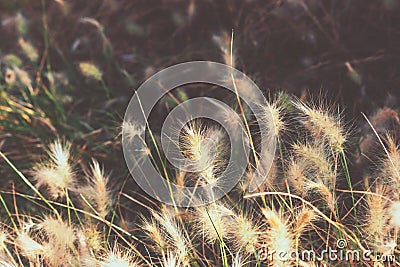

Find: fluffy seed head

[262,208,294,265]
[99,246,140,267]
[81,225,103,252]
[229,213,260,254]
[32,140,75,199]
[292,143,334,181]
[380,134,400,187]
[82,160,112,218]
[292,143,336,209]
[15,231,44,260]
[294,99,346,151]
[294,209,316,236]
[142,218,166,253]
[258,96,285,139]
[180,121,226,186]
[364,185,391,250]
[287,159,307,195]
[151,207,189,264]
[39,216,75,248]
[195,203,234,244]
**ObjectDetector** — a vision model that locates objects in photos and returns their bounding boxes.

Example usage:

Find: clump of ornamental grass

[2,97,399,266]
[4,93,390,266]
[3,31,400,267]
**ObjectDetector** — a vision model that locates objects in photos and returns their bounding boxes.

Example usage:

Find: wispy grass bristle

[294,99,346,152]
[32,140,75,199]
[81,160,112,218]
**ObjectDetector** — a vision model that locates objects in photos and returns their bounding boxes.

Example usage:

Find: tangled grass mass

[1,1,400,266]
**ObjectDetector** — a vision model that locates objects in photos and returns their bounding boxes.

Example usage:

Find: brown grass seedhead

[150,207,189,264]
[39,216,75,249]
[380,134,400,188]
[364,184,392,251]
[81,160,112,218]
[229,213,261,255]
[294,99,346,152]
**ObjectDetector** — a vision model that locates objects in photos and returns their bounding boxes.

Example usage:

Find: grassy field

[0,1,400,266]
